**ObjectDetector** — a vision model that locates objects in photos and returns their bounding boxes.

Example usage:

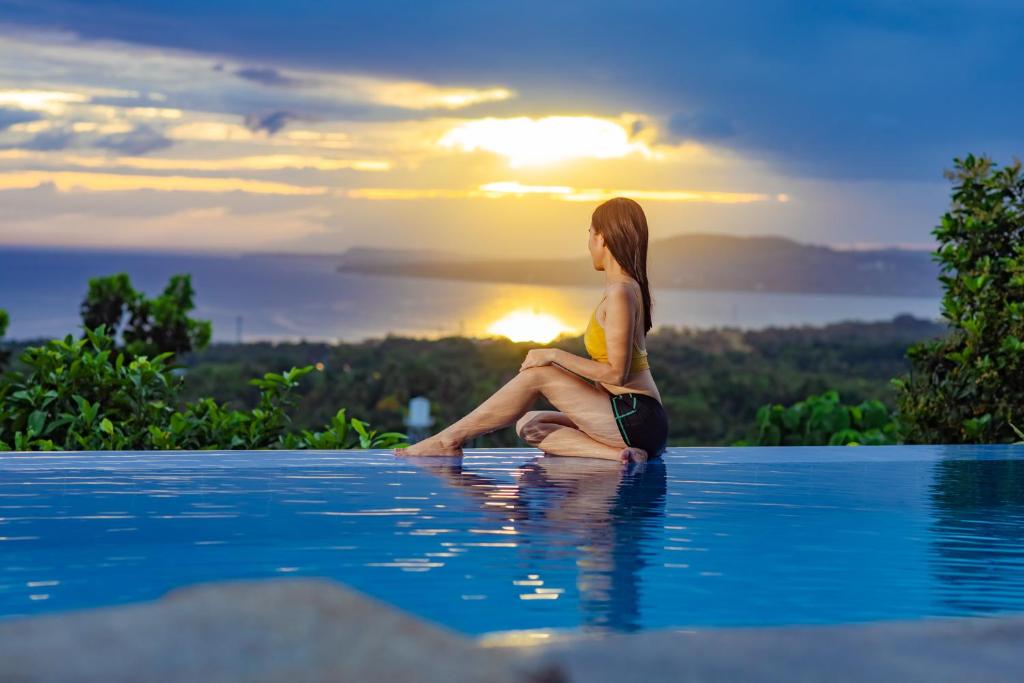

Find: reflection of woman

[407,454,668,632]
[395,197,669,462]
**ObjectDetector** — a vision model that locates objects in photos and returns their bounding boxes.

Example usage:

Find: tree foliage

[80,272,212,361]
[739,390,899,446]
[0,325,407,452]
[0,308,8,370]
[893,155,1024,443]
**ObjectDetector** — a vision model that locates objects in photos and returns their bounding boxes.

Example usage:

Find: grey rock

[5,574,1023,683]
[494,614,1024,683]
[0,578,562,683]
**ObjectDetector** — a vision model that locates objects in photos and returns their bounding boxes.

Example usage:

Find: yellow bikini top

[583,291,650,373]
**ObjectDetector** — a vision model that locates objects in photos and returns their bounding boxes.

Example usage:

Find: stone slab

[0,578,560,683]
[4,574,1024,683]
[493,614,1024,683]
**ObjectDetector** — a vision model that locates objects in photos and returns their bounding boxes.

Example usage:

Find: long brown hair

[591,197,654,335]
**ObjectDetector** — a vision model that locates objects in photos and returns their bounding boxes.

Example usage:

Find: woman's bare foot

[619,446,649,463]
[394,434,464,457]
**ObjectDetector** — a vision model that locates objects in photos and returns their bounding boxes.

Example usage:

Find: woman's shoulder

[603,279,641,299]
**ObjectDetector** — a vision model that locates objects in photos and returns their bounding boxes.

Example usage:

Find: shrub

[893,155,1024,443]
[739,390,900,446]
[0,325,407,451]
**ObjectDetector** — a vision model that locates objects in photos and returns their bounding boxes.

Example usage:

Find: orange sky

[0,28,952,256]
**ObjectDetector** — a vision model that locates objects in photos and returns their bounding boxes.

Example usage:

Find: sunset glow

[487,310,570,344]
[346,182,785,203]
[438,116,654,167]
[0,6,982,256]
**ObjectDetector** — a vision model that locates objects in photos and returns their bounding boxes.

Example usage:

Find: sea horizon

[0,246,942,345]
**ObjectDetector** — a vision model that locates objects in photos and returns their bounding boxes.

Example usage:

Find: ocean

[0,247,941,344]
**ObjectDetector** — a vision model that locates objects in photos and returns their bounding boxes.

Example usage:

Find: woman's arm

[551,284,636,386]
[550,348,620,385]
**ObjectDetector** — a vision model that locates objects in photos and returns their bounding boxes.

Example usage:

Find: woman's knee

[516,410,544,439]
[517,365,560,386]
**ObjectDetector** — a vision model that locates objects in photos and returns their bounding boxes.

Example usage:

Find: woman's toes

[620,446,649,463]
[393,437,463,457]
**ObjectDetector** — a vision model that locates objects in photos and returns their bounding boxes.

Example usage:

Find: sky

[0,0,1020,257]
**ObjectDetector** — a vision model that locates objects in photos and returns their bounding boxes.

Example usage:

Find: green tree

[80,273,212,361]
[0,308,8,370]
[893,155,1024,443]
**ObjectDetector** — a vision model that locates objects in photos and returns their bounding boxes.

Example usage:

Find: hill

[337,233,940,297]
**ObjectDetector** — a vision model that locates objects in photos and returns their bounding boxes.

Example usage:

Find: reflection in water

[407,456,667,632]
[929,455,1024,613]
[11,449,1024,633]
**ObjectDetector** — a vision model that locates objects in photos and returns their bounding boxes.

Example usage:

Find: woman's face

[588,223,604,269]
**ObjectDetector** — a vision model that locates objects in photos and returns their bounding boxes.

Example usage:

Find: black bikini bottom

[609,392,669,457]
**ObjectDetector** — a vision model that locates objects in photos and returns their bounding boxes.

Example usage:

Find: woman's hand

[519,348,557,372]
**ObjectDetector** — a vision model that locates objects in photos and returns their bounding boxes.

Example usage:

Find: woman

[394,196,669,463]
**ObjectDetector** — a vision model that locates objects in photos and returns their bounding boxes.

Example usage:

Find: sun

[488,310,569,344]
[437,115,652,168]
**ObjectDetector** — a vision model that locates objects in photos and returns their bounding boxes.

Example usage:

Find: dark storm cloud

[2,0,1022,180]
[0,107,42,131]
[94,125,174,155]
[243,110,301,135]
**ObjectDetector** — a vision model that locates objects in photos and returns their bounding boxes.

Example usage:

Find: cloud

[668,112,736,141]
[0,89,89,114]
[0,205,332,250]
[0,106,42,130]
[235,66,299,87]
[3,123,174,155]
[0,170,328,195]
[0,149,392,172]
[346,181,786,203]
[243,110,301,135]
[94,124,174,155]
[3,0,1018,180]
[16,127,76,151]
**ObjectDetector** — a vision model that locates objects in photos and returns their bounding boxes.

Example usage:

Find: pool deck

[2,444,1023,681]
[0,576,1022,682]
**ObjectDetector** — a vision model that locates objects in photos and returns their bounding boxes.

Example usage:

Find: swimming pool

[1,446,1022,636]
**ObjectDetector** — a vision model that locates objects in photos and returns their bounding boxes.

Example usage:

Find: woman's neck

[601,254,631,285]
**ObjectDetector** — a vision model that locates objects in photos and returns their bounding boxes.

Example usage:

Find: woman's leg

[395,365,647,461]
[517,410,648,462]
[396,366,554,456]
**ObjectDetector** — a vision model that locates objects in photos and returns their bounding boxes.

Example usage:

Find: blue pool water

[1,446,1023,636]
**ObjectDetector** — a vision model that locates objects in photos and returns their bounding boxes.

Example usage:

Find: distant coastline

[337,233,941,298]
[0,243,941,343]
[0,232,940,298]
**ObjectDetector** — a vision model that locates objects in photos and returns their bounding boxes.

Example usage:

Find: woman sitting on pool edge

[394,196,669,463]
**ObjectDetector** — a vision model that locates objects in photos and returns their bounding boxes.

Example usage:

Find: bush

[739,390,900,446]
[0,325,408,451]
[893,155,1024,443]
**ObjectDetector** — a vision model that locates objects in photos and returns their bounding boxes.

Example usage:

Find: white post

[403,396,434,443]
